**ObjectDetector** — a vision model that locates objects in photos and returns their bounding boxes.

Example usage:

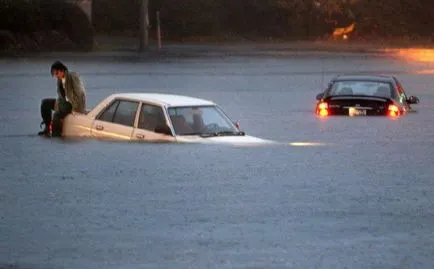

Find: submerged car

[61,93,273,145]
[315,75,420,117]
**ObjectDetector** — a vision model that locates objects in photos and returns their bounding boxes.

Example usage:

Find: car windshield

[329,81,394,98]
[168,105,239,136]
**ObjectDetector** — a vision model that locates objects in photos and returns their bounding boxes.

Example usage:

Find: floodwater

[1,46,434,269]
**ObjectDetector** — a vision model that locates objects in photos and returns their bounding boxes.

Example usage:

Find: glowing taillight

[388,104,400,117]
[317,102,329,117]
[319,108,329,117]
[318,102,328,110]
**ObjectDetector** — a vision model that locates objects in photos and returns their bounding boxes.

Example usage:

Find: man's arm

[54,79,66,111]
[68,72,87,113]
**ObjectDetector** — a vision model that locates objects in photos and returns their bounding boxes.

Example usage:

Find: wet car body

[61,93,273,145]
[315,75,420,117]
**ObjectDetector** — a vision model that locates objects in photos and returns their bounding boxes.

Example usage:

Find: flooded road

[1,46,434,269]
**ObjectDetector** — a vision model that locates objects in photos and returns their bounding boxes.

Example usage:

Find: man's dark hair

[51,61,68,74]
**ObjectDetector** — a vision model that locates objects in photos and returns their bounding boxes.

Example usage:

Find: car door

[131,102,175,142]
[91,99,139,140]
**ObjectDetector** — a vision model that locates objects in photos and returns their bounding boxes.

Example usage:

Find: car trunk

[326,96,391,116]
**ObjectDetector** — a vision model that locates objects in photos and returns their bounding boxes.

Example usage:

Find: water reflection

[387,48,434,74]
[390,48,434,63]
[288,142,327,147]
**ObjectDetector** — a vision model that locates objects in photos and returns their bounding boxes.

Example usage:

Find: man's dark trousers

[40,98,72,136]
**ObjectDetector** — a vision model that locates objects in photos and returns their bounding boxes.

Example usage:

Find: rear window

[329,81,394,98]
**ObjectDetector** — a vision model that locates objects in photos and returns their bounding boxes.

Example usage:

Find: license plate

[348,107,367,116]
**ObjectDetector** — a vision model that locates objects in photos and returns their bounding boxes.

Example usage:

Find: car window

[98,100,119,122]
[168,106,237,135]
[329,81,394,98]
[138,103,166,131]
[112,100,139,127]
[201,107,229,127]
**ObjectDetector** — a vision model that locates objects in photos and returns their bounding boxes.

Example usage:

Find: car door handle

[136,134,145,139]
[95,125,104,131]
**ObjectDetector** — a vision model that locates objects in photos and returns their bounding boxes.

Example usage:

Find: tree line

[0,0,94,52]
[1,0,434,53]
[93,0,434,40]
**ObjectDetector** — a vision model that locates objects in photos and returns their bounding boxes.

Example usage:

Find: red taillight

[388,104,400,117]
[318,102,328,110]
[317,102,328,117]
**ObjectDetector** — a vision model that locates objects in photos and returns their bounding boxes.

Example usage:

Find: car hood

[175,134,276,145]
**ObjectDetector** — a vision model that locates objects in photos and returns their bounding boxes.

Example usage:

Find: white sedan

[61,93,274,145]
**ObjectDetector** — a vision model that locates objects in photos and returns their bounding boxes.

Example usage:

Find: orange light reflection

[391,48,434,63]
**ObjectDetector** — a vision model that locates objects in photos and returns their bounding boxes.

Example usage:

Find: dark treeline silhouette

[2,0,434,53]
[0,0,93,52]
[93,0,434,40]
[353,0,434,38]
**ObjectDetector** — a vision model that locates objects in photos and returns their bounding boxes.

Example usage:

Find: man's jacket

[56,71,87,113]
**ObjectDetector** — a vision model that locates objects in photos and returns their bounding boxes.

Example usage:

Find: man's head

[50,61,68,79]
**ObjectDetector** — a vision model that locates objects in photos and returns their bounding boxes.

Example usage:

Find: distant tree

[353,0,434,37]
[151,0,223,38]
[95,0,434,40]
[0,0,93,51]
[271,0,356,38]
[93,0,138,35]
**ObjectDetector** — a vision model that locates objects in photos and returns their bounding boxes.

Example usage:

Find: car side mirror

[316,93,324,100]
[155,125,173,136]
[407,96,420,104]
[233,121,245,135]
[234,120,240,129]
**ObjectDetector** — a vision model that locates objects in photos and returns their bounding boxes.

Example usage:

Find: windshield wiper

[178,132,215,137]
[180,131,245,137]
[179,132,205,136]
[214,131,245,137]
[200,131,245,137]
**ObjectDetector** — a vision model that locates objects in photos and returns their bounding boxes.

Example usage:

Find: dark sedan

[315,75,420,117]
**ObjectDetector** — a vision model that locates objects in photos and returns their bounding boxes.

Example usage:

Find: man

[38,61,87,137]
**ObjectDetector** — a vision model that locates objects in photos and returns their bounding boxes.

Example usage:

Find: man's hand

[54,99,59,111]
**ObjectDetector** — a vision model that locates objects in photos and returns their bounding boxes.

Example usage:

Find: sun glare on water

[288,142,327,147]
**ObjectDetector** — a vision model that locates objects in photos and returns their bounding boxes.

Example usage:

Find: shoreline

[2,36,434,59]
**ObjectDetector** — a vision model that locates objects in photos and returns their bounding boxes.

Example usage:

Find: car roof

[333,74,396,83]
[109,93,216,107]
